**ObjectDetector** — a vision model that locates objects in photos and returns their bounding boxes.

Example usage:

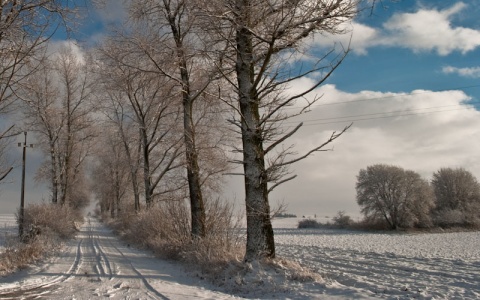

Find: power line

[284,101,480,125]
[274,84,480,127]
[290,107,472,127]
[285,83,480,110]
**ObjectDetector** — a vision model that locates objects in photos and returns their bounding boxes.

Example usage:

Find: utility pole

[18,131,33,239]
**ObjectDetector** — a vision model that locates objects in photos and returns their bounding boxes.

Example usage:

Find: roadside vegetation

[0,204,82,276]
[100,200,319,293]
[103,199,243,268]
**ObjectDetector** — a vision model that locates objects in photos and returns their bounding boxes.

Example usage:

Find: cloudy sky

[2,0,480,218]
[272,0,480,217]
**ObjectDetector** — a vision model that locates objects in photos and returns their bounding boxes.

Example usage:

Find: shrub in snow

[434,207,480,228]
[298,219,321,229]
[0,231,60,275]
[332,211,353,228]
[110,198,244,273]
[0,203,77,276]
[19,203,79,239]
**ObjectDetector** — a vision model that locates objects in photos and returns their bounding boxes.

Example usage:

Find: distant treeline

[276,213,297,218]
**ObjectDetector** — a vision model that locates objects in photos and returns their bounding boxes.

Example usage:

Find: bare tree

[356,164,435,230]
[96,86,143,211]
[18,44,96,207]
[91,127,130,218]
[0,1,79,186]
[431,167,480,227]
[121,0,213,237]
[0,0,79,114]
[96,44,185,208]
[54,45,96,207]
[18,59,62,203]
[206,0,357,260]
[0,125,15,183]
[97,0,231,237]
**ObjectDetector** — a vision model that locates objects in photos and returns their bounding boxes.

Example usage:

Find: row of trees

[1,0,393,262]
[89,0,357,260]
[356,164,480,229]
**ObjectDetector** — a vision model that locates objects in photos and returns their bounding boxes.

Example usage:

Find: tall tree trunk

[50,142,58,204]
[235,2,275,260]
[168,9,206,238]
[179,58,206,238]
[61,91,73,206]
[134,138,142,211]
[141,127,152,207]
[183,96,206,238]
[120,128,141,211]
[114,167,121,217]
[133,174,140,211]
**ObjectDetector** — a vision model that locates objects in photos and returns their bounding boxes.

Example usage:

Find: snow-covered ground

[0,214,16,253]
[273,217,480,299]
[0,215,479,299]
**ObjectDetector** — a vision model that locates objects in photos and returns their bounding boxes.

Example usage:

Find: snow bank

[0,214,16,253]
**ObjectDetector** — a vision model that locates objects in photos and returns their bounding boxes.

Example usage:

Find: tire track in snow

[0,219,168,299]
[90,218,169,300]
[92,234,114,279]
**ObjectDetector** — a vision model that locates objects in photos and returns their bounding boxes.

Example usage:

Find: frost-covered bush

[111,198,244,272]
[298,219,321,229]
[0,231,60,275]
[19,203,79,239]
[434,207,480,228]
[1,203,78,276]
[332,211,353,228]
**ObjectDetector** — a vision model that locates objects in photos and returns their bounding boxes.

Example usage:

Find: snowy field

[0,214,479,299]
[0,214,16,253]
[272,217,480,299]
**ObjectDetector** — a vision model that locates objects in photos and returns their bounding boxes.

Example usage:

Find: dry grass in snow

[0,204,81,276]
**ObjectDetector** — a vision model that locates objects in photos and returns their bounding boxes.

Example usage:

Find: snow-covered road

[0,217,236,300]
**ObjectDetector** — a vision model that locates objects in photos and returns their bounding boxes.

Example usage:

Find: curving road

[0,217,236,300]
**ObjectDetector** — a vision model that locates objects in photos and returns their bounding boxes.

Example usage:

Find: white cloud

[443,66,480,78]
[312,21,380,55]
[313,2,480,56]
[381,2,480,55]
[48,40,86,64]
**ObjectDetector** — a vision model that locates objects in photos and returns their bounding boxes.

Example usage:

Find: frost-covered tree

[0,0,79,113]
[0,1,79,184]
[431,167,480,227]
[91,127,131,218]
[356,164,435,229]
[209,0,357,260]
[96,44,185,209]
[0,126,14,183]
[96,84,143,212]
[18,44,96,207]
[97,0,231,237]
